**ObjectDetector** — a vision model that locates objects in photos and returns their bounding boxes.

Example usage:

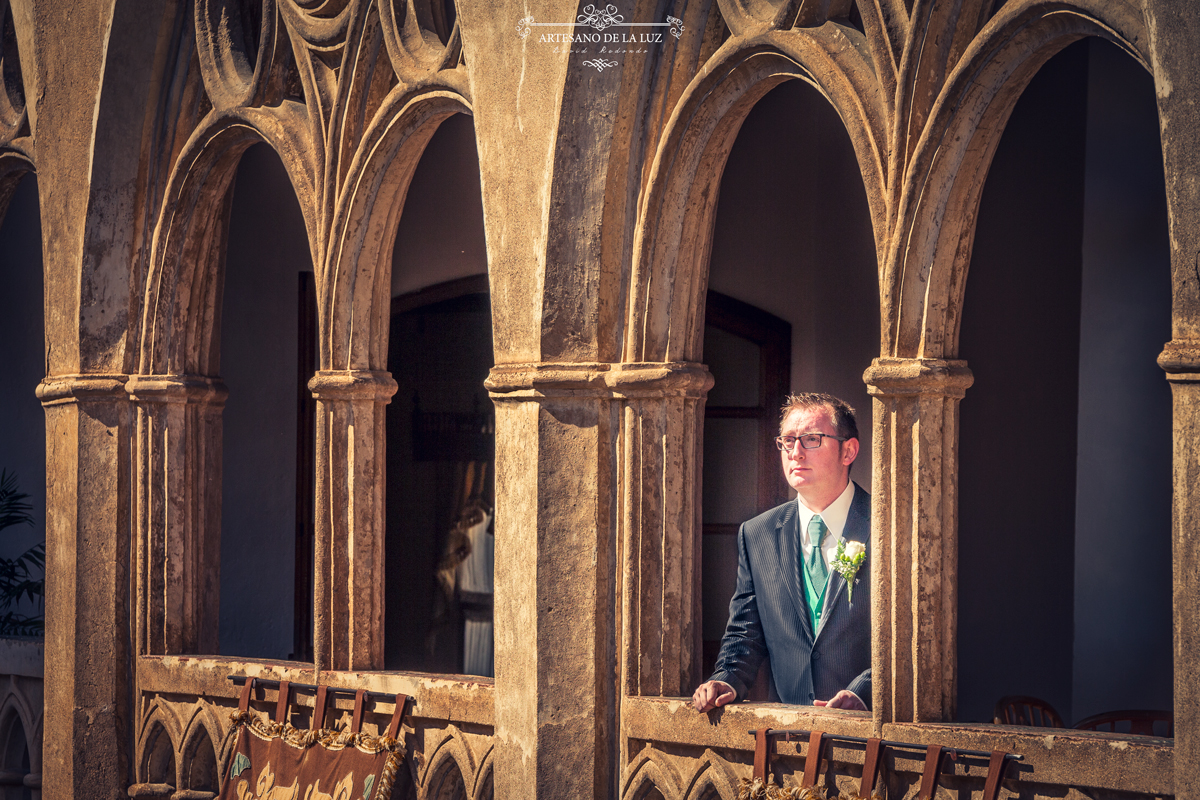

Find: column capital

[863,358,974,399]
[125,374,229,405]
[307,370,398,401]
[36,374,129,407]
[1158,339,1200,381]
[485,361,713,400]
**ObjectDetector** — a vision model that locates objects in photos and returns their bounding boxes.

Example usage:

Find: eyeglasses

[775,433,848,452]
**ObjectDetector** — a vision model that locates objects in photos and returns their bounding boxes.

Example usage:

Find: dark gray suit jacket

[709,482,872,706]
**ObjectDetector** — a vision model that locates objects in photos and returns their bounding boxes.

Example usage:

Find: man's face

[779,405,858,501]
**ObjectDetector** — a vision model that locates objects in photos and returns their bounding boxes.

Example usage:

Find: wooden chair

[1073,710,1174,738]
[993,695,1065,728]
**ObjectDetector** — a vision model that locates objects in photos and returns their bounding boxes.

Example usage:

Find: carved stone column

[485,362,620,800]
[36,375,134,799]
[485,361,711,799]
[863,358,973,724]
[126,375,227,656]
[616,363,712,702]
[1158,340,1200,796]
[309,370,397,672]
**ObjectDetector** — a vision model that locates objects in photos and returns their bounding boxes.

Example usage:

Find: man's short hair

[779,393,859,441]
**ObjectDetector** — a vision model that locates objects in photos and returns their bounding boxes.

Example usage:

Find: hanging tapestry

[219,680,410,800]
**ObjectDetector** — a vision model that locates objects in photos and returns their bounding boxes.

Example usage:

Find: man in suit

[692,393,871,712]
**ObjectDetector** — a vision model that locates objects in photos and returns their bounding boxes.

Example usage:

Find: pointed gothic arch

[885,0,1149,358]
[626,26,887,364]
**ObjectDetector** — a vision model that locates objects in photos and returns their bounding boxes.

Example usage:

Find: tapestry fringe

[736,777,883,800]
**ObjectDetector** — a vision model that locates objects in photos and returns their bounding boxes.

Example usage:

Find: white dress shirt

[796,479,856,618]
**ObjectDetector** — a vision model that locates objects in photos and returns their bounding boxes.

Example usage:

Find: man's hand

[814,689,867,711]
[692,680,737,712]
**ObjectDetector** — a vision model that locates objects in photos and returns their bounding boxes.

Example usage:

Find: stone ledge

[0,637,43,678]
[623,697,1172,794]
[486,361,714,399]
[136,655,494,726]
[882,721,1172,794]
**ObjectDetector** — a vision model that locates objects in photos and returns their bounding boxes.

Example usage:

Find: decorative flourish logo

[577,4,624,30]
[582,58,620,72]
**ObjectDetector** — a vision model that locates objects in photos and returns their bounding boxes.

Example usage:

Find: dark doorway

[385,277,494,675]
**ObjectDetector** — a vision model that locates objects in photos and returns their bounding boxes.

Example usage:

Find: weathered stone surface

[4,1,1198,799]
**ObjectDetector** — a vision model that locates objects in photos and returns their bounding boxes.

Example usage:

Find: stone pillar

[126,375,227,656]
[35,375,134,799]
[1159,341,1200,798]
[863,357,973,724]
[617,363,712,702]
[309,370,397,672]
[486,361,711,798]
[485,362,623,800]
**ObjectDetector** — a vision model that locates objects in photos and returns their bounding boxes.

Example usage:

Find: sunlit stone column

[486,361,711,799]
[126,374,227,656]
[863,358,973,724]
[309,370,397,672]
[616,363,712,702]
[486,362,620,800]
[1159,340,1200,798]
[36,375,134,799]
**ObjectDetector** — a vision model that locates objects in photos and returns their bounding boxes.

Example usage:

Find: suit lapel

[815,482,869,641]
[774,502,815,643]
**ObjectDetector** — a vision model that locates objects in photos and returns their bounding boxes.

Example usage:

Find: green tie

[805,515,830,630]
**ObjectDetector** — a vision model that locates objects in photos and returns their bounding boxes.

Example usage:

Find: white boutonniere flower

[831,539,867,603]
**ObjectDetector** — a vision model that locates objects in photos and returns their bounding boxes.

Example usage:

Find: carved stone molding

[307,370,399,402]
[1158,339,1200,381]
[862,358,974,399]
[485,362,713,400]
[126,375,229,406]
[35,374,129,406]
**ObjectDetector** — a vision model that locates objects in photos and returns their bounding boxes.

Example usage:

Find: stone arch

[320,83,472,372]
[681,749,741,800]
[132,110,319,657]
[179,702,223,791]
[0,690,35,794]
[416,725,476,799]
[0,0,30,143]
[620,747,685,800]
[0,151,32,217]
[885,0,1149,359]
[140,112,317,377]
[138,719,178,786]
[469,744,493,800]
[625,25,888,363]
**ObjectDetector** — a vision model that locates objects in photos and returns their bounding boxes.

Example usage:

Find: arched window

[958,37,1171,725]
[700,78,878,695]
[218,143,314,661]
[384,112,491,676]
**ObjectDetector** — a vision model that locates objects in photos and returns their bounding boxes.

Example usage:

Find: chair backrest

[1073,710,1174,738]
[993,695,1065,729]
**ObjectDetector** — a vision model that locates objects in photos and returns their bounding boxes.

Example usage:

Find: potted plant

[0,470,44,636]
